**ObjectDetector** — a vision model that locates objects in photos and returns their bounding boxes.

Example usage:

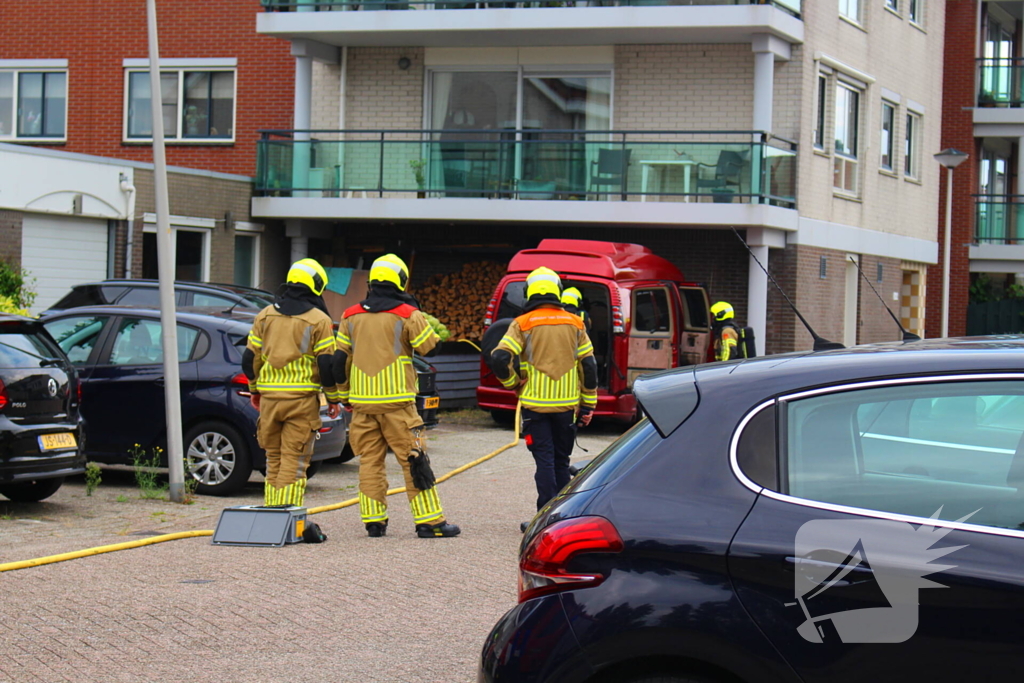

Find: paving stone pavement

[0,413,624,683]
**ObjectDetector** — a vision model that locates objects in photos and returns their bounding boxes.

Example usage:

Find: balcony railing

[261,0,800,16]
[976,195,1024,243]
[256,129,797,207]
[978,58,1024,107]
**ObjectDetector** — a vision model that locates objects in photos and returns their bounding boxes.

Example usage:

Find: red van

[477,239,713,423]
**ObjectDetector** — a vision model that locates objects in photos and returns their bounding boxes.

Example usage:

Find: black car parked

[482,338,1024,682]
[46,279,275,314]
[40,306,345,496]
[0,314,85,502]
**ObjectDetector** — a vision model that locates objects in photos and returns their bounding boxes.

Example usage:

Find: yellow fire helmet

[369,253,410,291]
[710,301,734,321]
[561,287,583,307]
[287,258,329,296]
[526,266,562,300]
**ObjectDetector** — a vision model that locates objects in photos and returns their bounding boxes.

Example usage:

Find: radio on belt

[211,505,308,547]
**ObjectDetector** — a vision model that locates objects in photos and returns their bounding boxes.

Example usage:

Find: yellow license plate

[38,432,77,451]
[424,396,440,409]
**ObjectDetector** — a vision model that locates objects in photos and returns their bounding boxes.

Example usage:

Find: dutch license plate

[38,432,77,451]
[424,396,440,410]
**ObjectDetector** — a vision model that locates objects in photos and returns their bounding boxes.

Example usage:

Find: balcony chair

[696,150,744,202]
[590,148,632,201]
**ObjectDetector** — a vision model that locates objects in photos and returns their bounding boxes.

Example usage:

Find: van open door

[627,286,676,387]
[679,285,711,365]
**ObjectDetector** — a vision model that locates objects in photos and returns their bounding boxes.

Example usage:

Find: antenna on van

[730,228,844,352]
[848,256,920,342]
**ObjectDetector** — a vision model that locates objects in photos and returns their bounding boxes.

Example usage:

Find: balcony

[252,129,798,228]
[256,0,802,48]
[977,58,1024,107]
[976,195,1024,243]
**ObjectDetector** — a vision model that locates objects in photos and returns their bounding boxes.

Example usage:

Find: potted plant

[184,105,207,136]
[409,158,427,198]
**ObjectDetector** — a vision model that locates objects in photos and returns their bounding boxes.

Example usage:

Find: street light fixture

[934,148,969,339]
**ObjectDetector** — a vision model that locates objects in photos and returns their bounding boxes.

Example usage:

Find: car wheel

[305,460,322,479]
[184,421,251,496]
[0,477,65,503]
[336,439,356,463]
[491,409,515,427]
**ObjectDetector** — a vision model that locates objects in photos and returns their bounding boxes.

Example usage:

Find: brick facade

[3,0,293,177]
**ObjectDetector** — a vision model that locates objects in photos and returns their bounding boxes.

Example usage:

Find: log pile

[414,261,506,342]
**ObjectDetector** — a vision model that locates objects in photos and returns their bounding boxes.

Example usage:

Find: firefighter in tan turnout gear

[336,254,461,538]
[489,267,598,527]
[243,258,342,511]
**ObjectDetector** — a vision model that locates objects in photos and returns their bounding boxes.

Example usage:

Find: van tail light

[483,295,499,327]
[75,378,82,407]
[518,516,623,603]
[611,305,625,333]
[231,372,251,396]
[0,377,7,412]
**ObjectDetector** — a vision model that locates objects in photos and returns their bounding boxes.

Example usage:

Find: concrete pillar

[291,236,309,264]
[292,48,314,197]
[747,245,769,355]
[752,50,775,133]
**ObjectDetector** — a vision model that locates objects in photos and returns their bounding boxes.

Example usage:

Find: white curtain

[428,72,454,191]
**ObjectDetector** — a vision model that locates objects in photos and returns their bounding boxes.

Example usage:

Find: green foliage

[0,260,35,311]
[84,463,102,496]
[1008,283,1024,300]
[969,274,996,304]
[409,158,427,188]
[129,443,167,500]
[116,495,129,503]
[423,313,450,341]
[0,295,30,317]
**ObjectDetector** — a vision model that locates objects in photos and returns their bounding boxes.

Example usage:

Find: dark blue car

[40,306,346,496]
[481,337,1024,682]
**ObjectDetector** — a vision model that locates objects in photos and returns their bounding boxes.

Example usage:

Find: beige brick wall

[797,2,945,242]
[346,47,425,129]
[312,61,343,130]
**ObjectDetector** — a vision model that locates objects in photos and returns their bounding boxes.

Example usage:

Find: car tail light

[611,304,625,333]
[0,378,7,412]
[483,294,499,327]
[318,426,333,434]
[518,516,623,603]
[231,372,251,395]
[75,378,82,406]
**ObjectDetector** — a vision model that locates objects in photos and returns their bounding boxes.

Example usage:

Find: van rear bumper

[476,385,636,422]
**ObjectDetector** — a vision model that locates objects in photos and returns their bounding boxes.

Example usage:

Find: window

[126,69,234,141]
[633,289,671,333]
[833,83,860,194]
[0,69,66,139]
[109,318,199,365]
[814,74,827,149]
[43,316,109,365]
[234,232,259,288]
[880,101,895,171]
[908,0,921,24]
[141,221,211,282]
[839,0,860,23]
[904,111,920,179]
[780,380,1024,531]
[0,330,63,368]
[885,0,897,10]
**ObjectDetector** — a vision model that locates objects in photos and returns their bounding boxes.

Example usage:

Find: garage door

[22,214,109,313]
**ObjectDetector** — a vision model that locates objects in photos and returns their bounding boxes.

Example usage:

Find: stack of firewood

[414,261,506,343]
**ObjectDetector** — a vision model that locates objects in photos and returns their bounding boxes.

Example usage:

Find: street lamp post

[934,148,969,339]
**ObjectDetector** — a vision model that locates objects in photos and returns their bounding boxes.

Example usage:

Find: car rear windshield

[51,284,128,309]
[0,328,64,369]
[562,419,662,493]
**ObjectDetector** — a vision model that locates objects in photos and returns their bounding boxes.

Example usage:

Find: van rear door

[679,285,711,365]
[627,285,675,386]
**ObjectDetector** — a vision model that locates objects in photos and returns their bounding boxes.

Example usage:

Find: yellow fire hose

[0,403,522,574]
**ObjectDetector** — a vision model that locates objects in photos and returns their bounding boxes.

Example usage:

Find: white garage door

[22,214,109,313]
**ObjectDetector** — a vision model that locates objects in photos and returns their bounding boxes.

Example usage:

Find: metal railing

[260,0,800,16]
[977,58,1024,106]
[256,129,797,207]
[975,195,1024,243]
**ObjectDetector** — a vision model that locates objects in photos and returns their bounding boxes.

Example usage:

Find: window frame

[880,100,896,172]
[814,73,827,150]
[233,222,263,289]
[142,214,213,282]
[833,80,862,196]
[730,374,1024,541]
[123,66,237,143]
[0,67,68,142]
[839,0,862,24]
[904,110,921,180]
[884,0,898,12]
[908,0,922,26]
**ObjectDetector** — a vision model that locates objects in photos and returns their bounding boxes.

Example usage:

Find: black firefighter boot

[416,521,461,538]
[365,522,388,538]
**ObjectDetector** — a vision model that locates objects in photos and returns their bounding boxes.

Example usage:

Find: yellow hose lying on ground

[0,403,522,574]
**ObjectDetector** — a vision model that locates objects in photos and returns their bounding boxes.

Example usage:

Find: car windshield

[0,329,63,368]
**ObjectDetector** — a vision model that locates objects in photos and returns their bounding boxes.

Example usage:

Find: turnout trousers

[521,408,576,510]
[349,403,445,526]
[257,394,321,506]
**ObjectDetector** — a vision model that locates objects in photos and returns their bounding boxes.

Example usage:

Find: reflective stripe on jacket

[246,305,339,399]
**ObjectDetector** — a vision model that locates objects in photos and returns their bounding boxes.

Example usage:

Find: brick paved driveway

[0,414,622,682]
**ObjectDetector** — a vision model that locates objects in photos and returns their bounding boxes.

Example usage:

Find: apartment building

[942,0,1024,336]
[1,0,295,310]
[250,0,944,354]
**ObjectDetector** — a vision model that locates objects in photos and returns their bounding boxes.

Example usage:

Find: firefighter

[490,267,598,523]
[711,301,740,361]
[336,253,461,539]
[243,258,342,510]
[560,286,591,331]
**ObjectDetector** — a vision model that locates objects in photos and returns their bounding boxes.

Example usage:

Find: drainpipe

[120,173,136,278]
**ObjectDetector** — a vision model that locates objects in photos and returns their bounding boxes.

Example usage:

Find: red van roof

[507,239,684,282]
